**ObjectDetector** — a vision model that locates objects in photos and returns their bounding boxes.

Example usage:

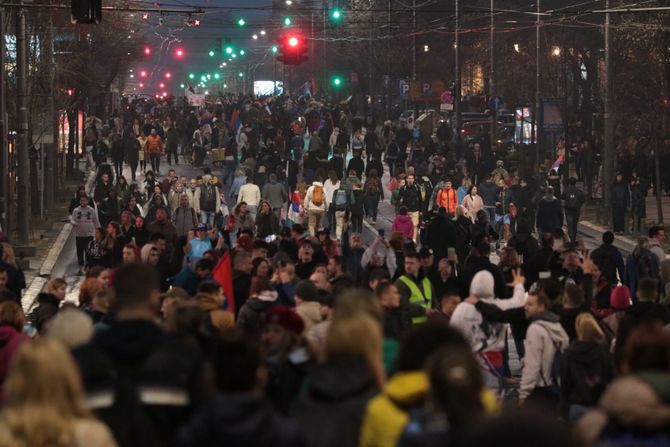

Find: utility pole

[454,0,462,138]
[490,0,496,152]
[369,0,374,110]
[322,0,327,89]
[603,0,614,226]
[412,0,416,81]
[16,5,31,245]
[534,0,542,174]
[0,7,7,234]
[387,0,392,119]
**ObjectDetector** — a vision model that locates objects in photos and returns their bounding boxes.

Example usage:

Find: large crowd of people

[0,93,667,446]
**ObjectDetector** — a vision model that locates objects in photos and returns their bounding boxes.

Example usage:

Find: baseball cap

[197,223,207,231]
[419,247,434,259]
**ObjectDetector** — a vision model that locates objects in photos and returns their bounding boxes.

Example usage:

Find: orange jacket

[145,134,164,154]
[436,187,458,214]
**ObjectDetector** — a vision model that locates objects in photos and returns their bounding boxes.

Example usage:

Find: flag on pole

[212,250,235,313]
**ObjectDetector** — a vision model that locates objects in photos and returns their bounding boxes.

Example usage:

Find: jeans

[76,236,93,267]
[565,209,580,242]
[387,159,398,177]
[85,152,95,171]
[350,213,363,234]
[201,210,216,229]
[166,146,178,164]
[364,196,379,221]
[129,158,138,181]
[150,153,161,173]
[113,160,123,180]
[484,206,496,227]
[248,204,258,221]
[273,207,283,223]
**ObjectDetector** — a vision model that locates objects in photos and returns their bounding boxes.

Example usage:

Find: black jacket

[27,293,60,333]
[398,184,422,213]
[560,340,615,410]
[177,394,304,447]
[233,270,252,318]
[73,320,203,447]
[293,358,378,447]
[536,195,563,233]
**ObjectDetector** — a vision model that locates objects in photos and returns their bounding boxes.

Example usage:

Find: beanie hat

[470,270,495,300]
[610,285,632,310]
[263,305,304,335]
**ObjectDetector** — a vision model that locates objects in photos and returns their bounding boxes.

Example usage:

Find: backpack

[386,142,399,159]
[312,185,324,206]
[538,325,563,396]
[333,189,348,211]
[366,179,380,196]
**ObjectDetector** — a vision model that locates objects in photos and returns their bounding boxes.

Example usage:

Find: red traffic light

[144,47,151,55]
[165,72,172,79]
[140,70,147,77]
[277,31,308,65]
[662,98,670,108]
[175,48,184,58]
[67,89,74,96]
[288,36,299,47]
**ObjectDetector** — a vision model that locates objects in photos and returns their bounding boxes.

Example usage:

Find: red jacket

[436,188,458,214]
[392,214,414,240]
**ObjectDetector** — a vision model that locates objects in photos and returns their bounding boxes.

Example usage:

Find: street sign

[441,89,454,104]
[440,103,454,111]
[422,82,432,96]
[488,95,504,111]
[540,97,564,132]
[398,80,409,95]
[350,71,359,85]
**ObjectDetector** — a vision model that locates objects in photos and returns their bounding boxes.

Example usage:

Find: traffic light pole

[16,5,31,245]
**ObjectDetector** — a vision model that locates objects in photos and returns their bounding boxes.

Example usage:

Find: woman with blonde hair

[559,312,615,420]
[293,313,383,447]
[0,339,117,446]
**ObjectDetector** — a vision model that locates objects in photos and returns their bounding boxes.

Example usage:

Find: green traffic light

[208,50,215,57]
[214,73,220,79]
[331,9,342,20]
[237,18,246,26]
[225,46,233,54]
[180,83,185,88]
[189,73,195,79]
[238,72,244,77]
[271,46,278,53]
[283,17,292,26]
[333,77,342,86]
[239,49,245,56]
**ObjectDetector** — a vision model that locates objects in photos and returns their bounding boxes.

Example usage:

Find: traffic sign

[441,89,454,104]
[489,95,504,111]
[398,80,409,95]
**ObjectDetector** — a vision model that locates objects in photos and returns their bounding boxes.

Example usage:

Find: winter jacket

[560,340,615,411]
[478,180,499,206]
[256,209,280,239]
[536,195,563,234]
[359,371,429,447]
[185,187,201,213]
[262,181,288,210]
[462,194,484,223]
[397,184,422,213]
[304,182,329,212]
[519,312,570,401]
[392,215,414,240]
[198,294,234,335]
[73,320,202,447]
[237,291,279,336]
[71,205,101,238]
[610,181,630,209]
[0,325,29,403]
[295,301,322,335]
[649,238,665,266]
[590,244,626,286]
[145,134,164,154]
[435,188,458,213]
[176,394,304,447]
[293,358,379,447]
[173,206,199,237]
[27,293,61,333]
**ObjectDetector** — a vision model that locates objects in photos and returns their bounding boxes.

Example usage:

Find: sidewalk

[577,195,670,257]
[18,171,86,312]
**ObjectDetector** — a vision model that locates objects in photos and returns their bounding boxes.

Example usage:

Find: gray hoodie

[519,311,570,401]
[262,180,288,210]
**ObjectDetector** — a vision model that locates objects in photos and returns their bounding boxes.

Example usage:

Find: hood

[470,270,495,300]
[306,358,378,401]
[395,215,412,225]
[532,314,569,347]
[384,371,429,404]
[312,181,324,188]
[253,290,279,302]
[92,320,167,366]
[187,394,292,446]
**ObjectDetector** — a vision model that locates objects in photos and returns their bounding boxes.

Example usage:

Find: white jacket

[237,183,261,206]
[304,182,328,212]
[450,284,526,353]
[519,315,569,401]
[323,179,340,205]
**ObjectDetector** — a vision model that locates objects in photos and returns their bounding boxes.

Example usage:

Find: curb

[39,223,73,277]
[578,220,637,255]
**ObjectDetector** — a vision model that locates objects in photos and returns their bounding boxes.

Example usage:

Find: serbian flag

[550,153,564,172]
[212,250,235,313]
[230,108,240,130]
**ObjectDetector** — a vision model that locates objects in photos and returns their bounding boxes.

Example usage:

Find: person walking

[397,174,423,243]
[199,175,221,229]
[562,178,586,244]
[173,193,199,237]
[462,185,484,224]
[363,169,384,224]
[304,180,329,237]
[70,195,100,275]
[165,122,180,165]
[237,177,262,221]
[145,128,164,175]
[536,186,563,236]
[262,173,288,222]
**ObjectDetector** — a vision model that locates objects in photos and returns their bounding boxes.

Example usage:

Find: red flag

[212,251,235,313]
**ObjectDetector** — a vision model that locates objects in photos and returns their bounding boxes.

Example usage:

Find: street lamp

[552,46,561,57]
